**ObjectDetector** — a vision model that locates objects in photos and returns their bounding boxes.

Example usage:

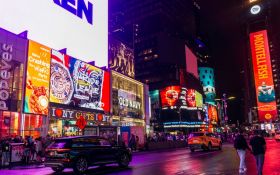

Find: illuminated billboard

[160,86,181,109]
[50,50,110,112]
[187,89,196,107]
[112,71,144,119]
[109,38,135,78]
[24,40,51,115]
[199,67,216,105]
[0,0,108,67]
[195,91,203,108]
[0,28,27,111]
[250,30,277,121]
[208,105,218,124]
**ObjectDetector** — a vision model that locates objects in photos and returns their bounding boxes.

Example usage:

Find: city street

[0,139,279,175]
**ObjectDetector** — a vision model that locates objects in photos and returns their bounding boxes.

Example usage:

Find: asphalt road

[0,139,279,175]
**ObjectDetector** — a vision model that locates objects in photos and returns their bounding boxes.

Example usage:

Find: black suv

[44,136,132,174]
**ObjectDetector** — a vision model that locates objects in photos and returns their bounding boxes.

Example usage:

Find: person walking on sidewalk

[234,130,251,174]
[250,130,266,175]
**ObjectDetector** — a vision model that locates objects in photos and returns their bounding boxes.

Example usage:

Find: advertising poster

[0,28,27,111]
[208,105,218,124]
[195,91,203,108]
[187,89,196,107]
[109,38,135,78]
[130,126,145,147]
[112,71,144,119]
[50,50,110,112]
[250,30,277,121]
[160,86,181,108]
[24,40,51,115]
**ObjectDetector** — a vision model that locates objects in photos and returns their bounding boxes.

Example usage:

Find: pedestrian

[250,130,266,175]
[234,130,251,173]
[1,139,10,167]
[128,134,136,151]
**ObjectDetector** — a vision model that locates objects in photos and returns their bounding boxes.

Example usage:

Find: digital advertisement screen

[195,91,203,108]
[109,38,135,78]
[199,67,216,105]
[50,50,110,112]
[24,40,51,115]
[160,86,181,108]
[112,71,144,119]
[208,105,218,124]
[187,89,196,107]
[250,30,277,121]
[0,28,27,111]
[185,46,198,78]
[0,0,108,67]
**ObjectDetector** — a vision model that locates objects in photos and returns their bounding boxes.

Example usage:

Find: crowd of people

[0,135,54,167]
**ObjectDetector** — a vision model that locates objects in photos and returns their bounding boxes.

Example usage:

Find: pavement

[0,138,279,175]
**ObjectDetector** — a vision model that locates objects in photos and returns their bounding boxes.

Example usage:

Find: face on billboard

[208,105,218,123]
[160,86,181,108]
[250,30,277,121]
[0,0,108,67]
[0,28,27,111]
[109,38,135,78]
[50,50,110,112]
[112,71,144,119]
[24,40,51,115]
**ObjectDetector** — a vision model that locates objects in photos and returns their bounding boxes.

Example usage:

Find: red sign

[187,89,196,107]
[250,30,277,122]
[160,86,181,108]
[76,116,87,130]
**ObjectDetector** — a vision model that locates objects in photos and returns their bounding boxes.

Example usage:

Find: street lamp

[215,94,236,124]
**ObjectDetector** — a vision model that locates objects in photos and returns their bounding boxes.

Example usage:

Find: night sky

[198,0,246,124]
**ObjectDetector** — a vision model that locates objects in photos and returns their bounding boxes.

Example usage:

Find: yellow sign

[24,40,51,115]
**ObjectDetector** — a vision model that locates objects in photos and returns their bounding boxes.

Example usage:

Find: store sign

[50,50,110,112]
[24,40,51,115]
[50,107,109,122]
[250,30,277,121]
[0,0,108,67]
[109,38,135,78]
[0,28,27,111]
[112,71,144,119]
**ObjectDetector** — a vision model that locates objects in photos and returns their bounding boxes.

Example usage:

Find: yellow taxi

[188,132,222,152]
[275,131,280,141]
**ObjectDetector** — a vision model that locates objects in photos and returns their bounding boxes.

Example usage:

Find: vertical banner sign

[250,30,277,121]
[24,40,51,115]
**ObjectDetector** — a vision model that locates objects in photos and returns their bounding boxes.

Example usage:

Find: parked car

[188,132,222,152]
[275,131,280,141]
[44,136,132,174]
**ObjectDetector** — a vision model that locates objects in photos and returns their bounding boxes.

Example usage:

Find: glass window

[48,139,72,149]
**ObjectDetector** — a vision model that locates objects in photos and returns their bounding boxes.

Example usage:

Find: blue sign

[53,0,93,25]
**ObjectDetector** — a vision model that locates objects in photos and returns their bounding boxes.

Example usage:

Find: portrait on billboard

[187,89,196,107]
[257,82,275,103]
[109,38,135,78]
[160,86,181,108]
[50,50,110,112]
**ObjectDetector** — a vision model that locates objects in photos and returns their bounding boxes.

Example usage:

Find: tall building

[242,0,280,129]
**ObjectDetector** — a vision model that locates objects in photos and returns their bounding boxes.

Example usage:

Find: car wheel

[190,148,195,152]
[73,157,88,174]
[51,167,64,173]
[208,143,212,151]
[118,153,130,168]
[218,142,222,150]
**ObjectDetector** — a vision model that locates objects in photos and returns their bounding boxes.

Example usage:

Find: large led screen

[160,86,181,109]
[195,91,203,108]
[109,38,135,78]
[187,89,196,107]
[0,0,108,67]
[0,28,27,111]
[250,30,277,121]
[50,50,110,112]
[24,40,51,115]
[112,71,144,119]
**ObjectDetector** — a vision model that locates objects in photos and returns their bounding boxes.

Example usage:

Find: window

[202,75,205,79]
[205,70,208,73]
[72,137,100,147]
[207,81,210,85]
[99,139,111,146]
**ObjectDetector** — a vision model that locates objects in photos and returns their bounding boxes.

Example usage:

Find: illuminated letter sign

[53,0,93,25]
[249,30,277,121]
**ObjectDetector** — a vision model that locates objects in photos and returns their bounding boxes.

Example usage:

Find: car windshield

[48,139,72,149]
[189,133,204,137]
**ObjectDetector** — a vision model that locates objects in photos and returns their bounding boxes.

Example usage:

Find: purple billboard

[0,28,28,111]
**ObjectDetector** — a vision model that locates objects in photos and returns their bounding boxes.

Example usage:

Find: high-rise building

[242,0,280,128]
